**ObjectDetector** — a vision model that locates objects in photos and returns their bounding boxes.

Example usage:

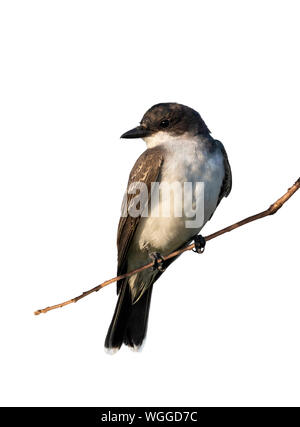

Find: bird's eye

[160,119,170,128]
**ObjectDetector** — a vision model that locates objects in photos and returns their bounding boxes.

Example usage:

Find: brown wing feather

[215,140,232,205]
[116,147,164,292]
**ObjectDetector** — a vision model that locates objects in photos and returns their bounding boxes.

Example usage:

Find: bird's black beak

[120,125,151,139]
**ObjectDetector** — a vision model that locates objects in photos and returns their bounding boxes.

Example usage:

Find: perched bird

[105,103,232,353]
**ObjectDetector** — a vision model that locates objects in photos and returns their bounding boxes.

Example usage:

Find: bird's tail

[104,282,153,353]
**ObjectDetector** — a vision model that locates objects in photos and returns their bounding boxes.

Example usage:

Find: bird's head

[121,103,210,147]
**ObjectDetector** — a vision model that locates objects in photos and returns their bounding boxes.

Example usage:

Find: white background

[0,0,299,407]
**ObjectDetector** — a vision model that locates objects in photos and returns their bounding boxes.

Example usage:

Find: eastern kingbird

[105,103,232,353]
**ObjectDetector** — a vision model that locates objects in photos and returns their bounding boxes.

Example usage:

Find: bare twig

[34,177,300,316]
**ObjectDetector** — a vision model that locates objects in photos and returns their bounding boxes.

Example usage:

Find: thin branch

[34,177,300,316]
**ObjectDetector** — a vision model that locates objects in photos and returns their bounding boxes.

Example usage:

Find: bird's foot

[150,252,165,272]
[192,234,206,254]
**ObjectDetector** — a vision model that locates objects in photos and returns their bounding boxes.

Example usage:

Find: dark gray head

[121,103,210,140]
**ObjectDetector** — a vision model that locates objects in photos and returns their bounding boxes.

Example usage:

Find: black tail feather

[104,283,131,351]
[124,285,153,349]
[104,283,153,352]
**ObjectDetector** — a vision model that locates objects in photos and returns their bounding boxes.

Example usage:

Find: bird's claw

[150,252,165,271]
[192,235,206,254]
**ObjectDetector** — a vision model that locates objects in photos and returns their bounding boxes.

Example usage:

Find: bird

[105,102,232,353]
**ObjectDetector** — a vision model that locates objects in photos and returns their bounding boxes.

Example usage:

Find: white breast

[132,135,225,255]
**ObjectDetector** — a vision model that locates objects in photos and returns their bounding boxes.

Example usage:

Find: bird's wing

[215,140,232,205]
[117,146,164,289]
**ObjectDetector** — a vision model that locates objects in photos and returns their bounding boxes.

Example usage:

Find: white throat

[143,131,194,149]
